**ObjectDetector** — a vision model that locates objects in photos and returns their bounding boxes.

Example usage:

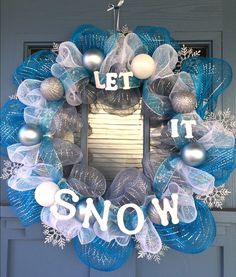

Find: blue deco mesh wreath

[1,19,236,272]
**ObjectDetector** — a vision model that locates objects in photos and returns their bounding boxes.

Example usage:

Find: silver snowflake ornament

[9,93,18,100]
[120,24,131,35]
[0,160,23,180]
[196,185,231,209]
[175,44,201,72]
[42,223,70,250]
[205,109,236,135]
[52,42,60,53]
[136,243,169,263]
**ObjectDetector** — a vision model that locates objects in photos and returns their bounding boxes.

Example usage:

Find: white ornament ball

[130,54,156,79]
[40,77,64,101]
[35,181,59,207]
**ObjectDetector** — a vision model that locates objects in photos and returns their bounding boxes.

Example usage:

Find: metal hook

[107,0,124,11]
[107,0,125,32]
[116,0,125,8]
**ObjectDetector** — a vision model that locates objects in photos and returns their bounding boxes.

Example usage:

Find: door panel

[137,248,222,277]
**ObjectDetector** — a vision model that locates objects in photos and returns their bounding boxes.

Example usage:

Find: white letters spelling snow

[50,190,179,235]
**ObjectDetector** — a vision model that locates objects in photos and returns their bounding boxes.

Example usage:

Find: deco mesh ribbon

[1,24,235,272]
[7,78,83,167]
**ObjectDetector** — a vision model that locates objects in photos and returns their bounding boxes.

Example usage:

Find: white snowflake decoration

[205,109,236,135]
[52,42,60,53]
[9,93,18,100]
[0,159,23,180]
[136,243,169,263]
[178,44,201,61]
[42,223,70,249]
[121,24,131,35]
[196,185,231,209]
[175,44,201,72]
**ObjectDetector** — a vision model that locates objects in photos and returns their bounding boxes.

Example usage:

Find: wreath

[1,22,236,272]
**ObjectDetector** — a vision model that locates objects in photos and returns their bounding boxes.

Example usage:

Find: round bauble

[83,49,105,71]
[148,201,169,225]
[181,143,206,167]
[18,124,43,146]
[171,91,197,114]
[35,181,60,207]
[75,199,96,223]
[130,54,155,79]
[40,77,64,101]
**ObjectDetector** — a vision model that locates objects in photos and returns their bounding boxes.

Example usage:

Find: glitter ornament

[40,77,64,101]
[171,91,197,113]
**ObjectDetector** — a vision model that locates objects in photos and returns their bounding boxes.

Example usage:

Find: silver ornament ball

[40,77,64,101]
[181,143,206,167]
[18,124,43,146]
[83,49,104,71]
[171,91,197,114]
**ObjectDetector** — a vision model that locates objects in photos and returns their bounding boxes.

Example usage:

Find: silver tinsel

[196,185,231,209]
[42,223,70,249]
[136,242,170,263]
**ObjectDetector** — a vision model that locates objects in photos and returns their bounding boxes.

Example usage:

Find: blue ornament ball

[75,199,96,223]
